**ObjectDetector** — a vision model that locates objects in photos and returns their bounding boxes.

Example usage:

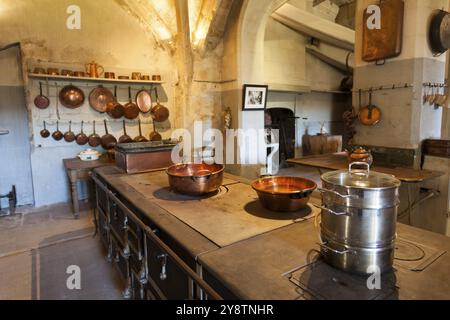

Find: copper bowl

[141,75,150,80]
[251,176,317,212]
[59,85,85,109]
[152,75,162,81]
[166,163,224,195]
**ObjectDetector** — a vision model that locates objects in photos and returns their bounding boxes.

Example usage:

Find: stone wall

[0,0,225,206]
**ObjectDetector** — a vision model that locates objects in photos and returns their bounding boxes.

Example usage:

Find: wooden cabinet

[92,172,221,300]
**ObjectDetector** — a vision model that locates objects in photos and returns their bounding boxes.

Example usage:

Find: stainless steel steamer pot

[317,162,401,275]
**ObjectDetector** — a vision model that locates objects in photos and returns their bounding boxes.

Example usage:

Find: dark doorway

[0,44,34,209]
[265,108,296,163]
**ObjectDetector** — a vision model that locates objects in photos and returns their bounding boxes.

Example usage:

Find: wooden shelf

[28,73,165,85]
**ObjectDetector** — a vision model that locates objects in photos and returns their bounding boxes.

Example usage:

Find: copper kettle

[85,61,104,78]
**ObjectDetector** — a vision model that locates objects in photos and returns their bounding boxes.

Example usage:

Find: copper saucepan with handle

[151,87,170,122]
[88,120,101,147]
[76,121,89,145]
[34,82,50,109]
[101,120,117,150]
[64,121,76,143]
[124,86,140,120]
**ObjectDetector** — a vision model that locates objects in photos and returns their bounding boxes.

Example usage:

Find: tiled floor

[0,202,123,300]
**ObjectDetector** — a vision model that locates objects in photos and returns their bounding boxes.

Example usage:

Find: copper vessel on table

[251,176,317,212]
[166,163,224,195]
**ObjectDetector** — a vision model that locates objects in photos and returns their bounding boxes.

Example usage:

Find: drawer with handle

[107,190,222,300]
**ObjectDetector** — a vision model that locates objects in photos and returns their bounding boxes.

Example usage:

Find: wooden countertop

[288,153,442,182]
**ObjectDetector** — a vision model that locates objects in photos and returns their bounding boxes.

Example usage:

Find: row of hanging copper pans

[37,84,169,122]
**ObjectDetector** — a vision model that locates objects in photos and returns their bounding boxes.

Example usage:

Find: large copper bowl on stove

[252,176,317,212]
[166,163,225,195]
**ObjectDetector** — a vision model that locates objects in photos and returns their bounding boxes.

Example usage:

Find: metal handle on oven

[0,130,9,136]
[313,204,348,216]
[157,253,168,281]
[318,188,357,199]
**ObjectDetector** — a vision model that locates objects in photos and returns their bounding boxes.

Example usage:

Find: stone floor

[0,202,123,300]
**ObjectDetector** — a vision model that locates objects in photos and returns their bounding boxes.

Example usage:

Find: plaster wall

[0,0,224,207]
[353,0,448,150]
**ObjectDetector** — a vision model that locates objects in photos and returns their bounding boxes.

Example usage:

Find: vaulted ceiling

[115,0,235,53]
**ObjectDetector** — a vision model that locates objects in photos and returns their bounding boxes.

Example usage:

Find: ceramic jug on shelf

[85,61,104,78]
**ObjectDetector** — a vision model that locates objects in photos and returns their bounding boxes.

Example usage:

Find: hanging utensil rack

[353,83,414,93]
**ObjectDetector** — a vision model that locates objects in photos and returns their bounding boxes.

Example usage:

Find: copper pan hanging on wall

[429,10,450,55]
[59,85,85,109]
[89,85,114,113]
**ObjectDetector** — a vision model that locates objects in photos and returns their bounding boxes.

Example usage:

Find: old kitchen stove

[92,166,450,300]
[92,166,317,299]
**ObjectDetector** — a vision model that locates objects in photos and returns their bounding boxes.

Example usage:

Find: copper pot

[166,163,224,195]
[59,85,85,109]
[251,176,317,212]
[151,87,169,122]
[106,86,124,118]
[104,72,116,79]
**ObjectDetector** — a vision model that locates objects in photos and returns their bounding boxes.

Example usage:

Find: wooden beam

[174,0,194,129]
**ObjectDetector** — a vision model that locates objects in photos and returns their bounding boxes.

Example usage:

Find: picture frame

[242,84,268,111]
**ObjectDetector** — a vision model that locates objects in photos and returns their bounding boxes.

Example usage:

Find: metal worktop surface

[94,166,450,300]
[198,221,450,300]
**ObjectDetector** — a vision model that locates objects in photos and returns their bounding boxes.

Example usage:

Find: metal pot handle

[349,162,370,174]
[313,204,348,216]
[318,188,357,199]
[319,241,352,255]
[191,169,212,181]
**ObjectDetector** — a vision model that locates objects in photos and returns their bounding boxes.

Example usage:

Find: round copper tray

[89,86,115,113]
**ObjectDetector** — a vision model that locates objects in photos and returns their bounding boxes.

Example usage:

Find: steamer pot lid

[321,164,401,190]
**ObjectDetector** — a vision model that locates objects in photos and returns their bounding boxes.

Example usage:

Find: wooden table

[63,157,114,218]
[288,152,442,182]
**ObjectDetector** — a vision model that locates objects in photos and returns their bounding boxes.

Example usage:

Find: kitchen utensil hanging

[89,85,114,113]
[59,85,85,109]
[124,86,140,120]
[149,120,162,141]
[151,87,170,122]
[75,120,89,145]
[358,89,382,126]
[362,0,404,64]
[34,82,50,109]
[135,87,153,113]
[64,120,76,142]
[118,120,133,144]
[429,10,450,56]
[52,121,63,141]
[88,120,101,147]
[106,86,125,119]
[101,120,117,150]
[40,121,50,138]
[134,119,148,143]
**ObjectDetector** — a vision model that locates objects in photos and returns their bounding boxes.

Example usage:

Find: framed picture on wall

[242,84,268,111]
